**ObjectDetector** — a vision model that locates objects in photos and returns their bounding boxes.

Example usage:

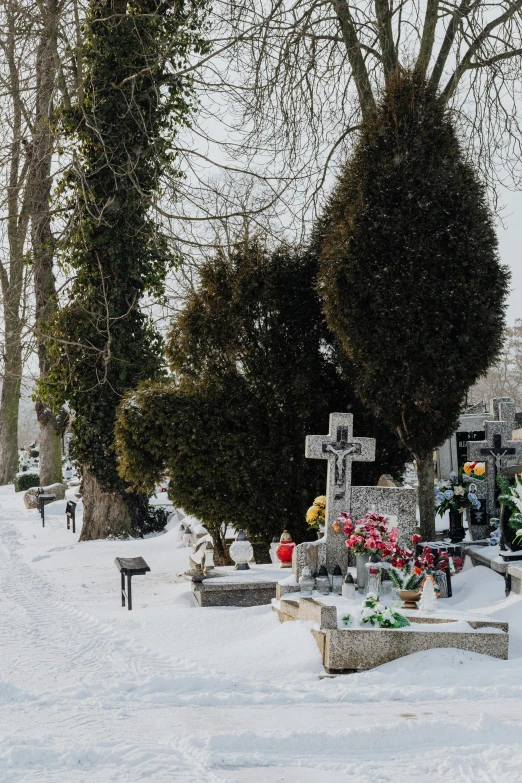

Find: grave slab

[507,565,522,595]
[187,564,283,606]
[464,544,508,574]
[273,593,509,672]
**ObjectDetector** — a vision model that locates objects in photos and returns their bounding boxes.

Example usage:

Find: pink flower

[366,537,376,550]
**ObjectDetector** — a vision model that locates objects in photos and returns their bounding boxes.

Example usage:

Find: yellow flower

[463,463,473,475]
[314,496,326,509]
[474,462,486,476]
[306,507,319,522]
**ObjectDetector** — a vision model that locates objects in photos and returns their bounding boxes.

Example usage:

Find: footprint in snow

[31,554,51,562]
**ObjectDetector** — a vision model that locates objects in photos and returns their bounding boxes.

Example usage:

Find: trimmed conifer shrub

[14,474,40,492]
[319,71,510,539]
[115,240,409,559]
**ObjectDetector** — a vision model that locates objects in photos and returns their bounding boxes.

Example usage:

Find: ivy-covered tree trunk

[39,0,208,537]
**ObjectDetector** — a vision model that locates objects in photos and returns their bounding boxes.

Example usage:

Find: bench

[114,557,151,610]
[36,489,57,527]
[66,500,77,534]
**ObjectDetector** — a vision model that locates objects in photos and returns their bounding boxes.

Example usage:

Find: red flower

[412,534,422,545]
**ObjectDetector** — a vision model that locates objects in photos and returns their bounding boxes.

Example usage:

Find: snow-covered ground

[2,486,522,782]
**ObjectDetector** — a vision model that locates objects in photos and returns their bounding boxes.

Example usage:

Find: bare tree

[173,0,522,235]
[472,319,522,409]
[27,0,73,485]
[0,0,35,483]
[0,0,80,486]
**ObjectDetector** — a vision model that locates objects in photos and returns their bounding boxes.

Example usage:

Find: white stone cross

[305,412,376,532]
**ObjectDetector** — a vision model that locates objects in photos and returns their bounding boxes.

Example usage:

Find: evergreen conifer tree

[115,239,409,560]
[40,0,208,538]
[319,71,510,539]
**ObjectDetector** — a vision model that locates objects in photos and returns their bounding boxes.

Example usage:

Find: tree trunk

[209,523,232,566]
[79,469,132,541]
[29,2,67,486]
[38,415,63,486]
[0,371,21,484]
[416,452,436,541]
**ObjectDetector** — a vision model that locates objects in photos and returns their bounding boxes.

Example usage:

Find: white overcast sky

[498,188,522,325]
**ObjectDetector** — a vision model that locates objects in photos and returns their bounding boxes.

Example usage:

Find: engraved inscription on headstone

[456,430,485,469]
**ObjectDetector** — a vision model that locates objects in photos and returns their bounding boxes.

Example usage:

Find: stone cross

[306,413,375,573]
[468,419,522,520]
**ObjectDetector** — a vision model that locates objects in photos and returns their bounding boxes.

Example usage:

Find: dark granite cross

[469,423,522,518]
[480,434,516,472]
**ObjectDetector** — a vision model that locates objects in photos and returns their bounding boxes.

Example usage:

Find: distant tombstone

[436,401,490,480]
[468,418,522,524]
[437,398,519,491]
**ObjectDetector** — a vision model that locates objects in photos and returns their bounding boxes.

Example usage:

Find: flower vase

[500,504,519,552]
[356,553,370,593]
[448,510,465,544]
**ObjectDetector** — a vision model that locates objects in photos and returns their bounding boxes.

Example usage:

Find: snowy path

[2,487,522,781]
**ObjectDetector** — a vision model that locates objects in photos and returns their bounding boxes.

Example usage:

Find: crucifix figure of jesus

[306,412,376,534]
[324,442,359,486]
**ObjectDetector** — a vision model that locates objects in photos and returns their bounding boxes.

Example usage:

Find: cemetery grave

[181,410,512,673]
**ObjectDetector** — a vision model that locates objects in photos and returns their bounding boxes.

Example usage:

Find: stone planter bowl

[398,589,421,610]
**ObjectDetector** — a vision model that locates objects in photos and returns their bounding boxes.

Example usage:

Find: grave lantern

[315,565,330,595]
[275,530,295,568]
[342,572,356,600]
[269,536,280,565]
[203,541,215,574]
[229,530,253,570]
[183,525,192,547]
[298,566,315,596]
[365,554,383,597]
[331,565,343,594]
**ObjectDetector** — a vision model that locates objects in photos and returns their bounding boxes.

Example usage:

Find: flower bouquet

[338,510,399,557]
[306,496,326,531]
[389,538,448,595]
[434,464,485,516]
[360,594,410,629]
